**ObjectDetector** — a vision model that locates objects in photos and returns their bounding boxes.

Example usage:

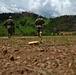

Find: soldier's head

[38,15,42,18]
[9,16,12,19]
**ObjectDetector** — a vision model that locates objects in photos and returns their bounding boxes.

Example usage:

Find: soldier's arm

[40,18,45,24]
[13,21,15,26]
[43,20,45,24]
[11,20,15,26]
[41,20,45,24]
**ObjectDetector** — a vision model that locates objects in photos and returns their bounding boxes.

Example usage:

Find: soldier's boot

[37,32,41,37]
[37,32,39,37]
[8,31,12,38]
[40,31,42,37]
[8,33,11,38]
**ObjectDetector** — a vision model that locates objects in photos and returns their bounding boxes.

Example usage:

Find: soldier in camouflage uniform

[5,16,15,38]
[35,16,45,37]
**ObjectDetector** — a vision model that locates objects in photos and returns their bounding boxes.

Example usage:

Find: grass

[0,36,76,75]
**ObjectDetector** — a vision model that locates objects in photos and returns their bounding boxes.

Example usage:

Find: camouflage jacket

[5,19,14,28]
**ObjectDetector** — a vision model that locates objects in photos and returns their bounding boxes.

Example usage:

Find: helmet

[38,15,42,18]
[9,16,12,19]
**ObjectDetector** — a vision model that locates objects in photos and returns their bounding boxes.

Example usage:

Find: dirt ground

[0,36,76,75]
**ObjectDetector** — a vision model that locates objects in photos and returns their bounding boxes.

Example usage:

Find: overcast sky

[0,0,76,17]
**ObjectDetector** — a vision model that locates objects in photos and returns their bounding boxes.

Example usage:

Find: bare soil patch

[0,36,76,75]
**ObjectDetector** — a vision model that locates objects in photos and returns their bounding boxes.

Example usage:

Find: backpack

[6,19,14,29]
[35,18,44,25]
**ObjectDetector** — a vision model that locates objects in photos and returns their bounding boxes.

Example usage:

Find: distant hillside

[54,15,76,31]
[0,12,76,36]
[0,12,50,36]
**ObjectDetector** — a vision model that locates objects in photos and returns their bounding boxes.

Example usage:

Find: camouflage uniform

[5,16,15,38]
[35,16,44,37]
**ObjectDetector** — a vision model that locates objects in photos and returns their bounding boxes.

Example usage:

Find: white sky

[0,0,76,17]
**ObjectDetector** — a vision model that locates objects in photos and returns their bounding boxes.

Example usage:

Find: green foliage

[0,26,7,36]
[0,12,76,36]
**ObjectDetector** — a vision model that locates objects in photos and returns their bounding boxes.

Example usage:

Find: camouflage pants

[37,25,42,37]
[7,27,14,38]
